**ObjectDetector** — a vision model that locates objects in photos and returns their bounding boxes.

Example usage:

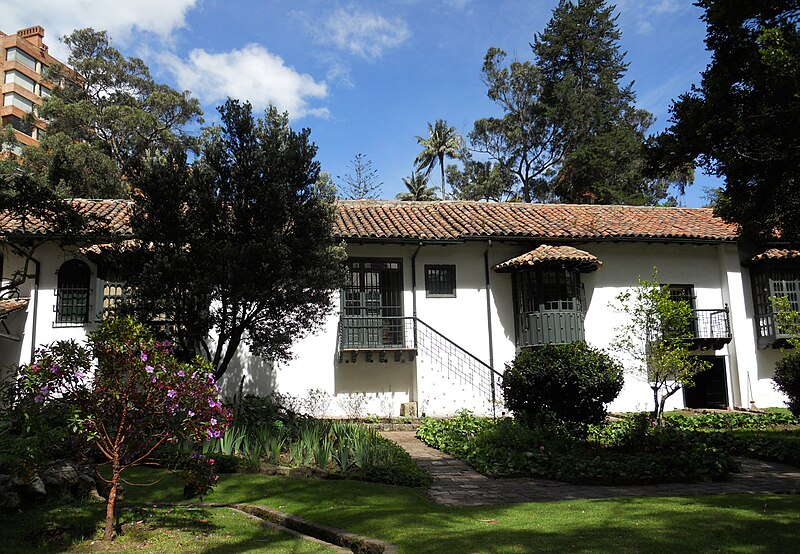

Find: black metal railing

[338,316,416,350]
[693,308,731,340]
[415,318,503,406]
[516,310,585,348]
[337,315,503,415]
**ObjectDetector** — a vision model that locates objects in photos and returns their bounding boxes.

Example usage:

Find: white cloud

[321,6,411,60]
[616,0,687,35]
[159,44,330,119]
[1,0,198,59]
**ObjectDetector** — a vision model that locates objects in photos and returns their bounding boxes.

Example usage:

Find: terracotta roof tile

[0,199,133,237]
[334,200,739,242]
[0,298,28,317]
[1,199,739,243]
[493,244,602,273]
[747,248,800,264]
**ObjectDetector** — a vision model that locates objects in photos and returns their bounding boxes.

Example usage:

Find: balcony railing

[338,316,416,352]
[755,312,794,349]
[691,307,731,349]
[516,310,585,348]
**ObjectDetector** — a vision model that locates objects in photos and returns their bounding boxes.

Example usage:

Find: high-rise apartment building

[1,26,76,152]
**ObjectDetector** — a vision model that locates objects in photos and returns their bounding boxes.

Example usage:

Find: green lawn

[110,468,800,552]
[1,498,335,553]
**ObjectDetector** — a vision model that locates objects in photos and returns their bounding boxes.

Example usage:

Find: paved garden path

[381,430,800,506]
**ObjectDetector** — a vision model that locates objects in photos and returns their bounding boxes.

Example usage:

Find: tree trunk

[440,157,446,200]
[104,463,121,541]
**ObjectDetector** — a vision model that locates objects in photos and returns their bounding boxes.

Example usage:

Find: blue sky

[5,0,716,205]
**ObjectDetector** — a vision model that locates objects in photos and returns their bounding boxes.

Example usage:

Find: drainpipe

[410,242,423,409]
[29,256,41,364]
[484,240,496,418]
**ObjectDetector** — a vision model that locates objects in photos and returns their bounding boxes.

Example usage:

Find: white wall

[3,238,793,416]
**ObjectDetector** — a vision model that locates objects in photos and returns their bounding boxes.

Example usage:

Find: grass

[1,496,335,553]
[68,467,800,553]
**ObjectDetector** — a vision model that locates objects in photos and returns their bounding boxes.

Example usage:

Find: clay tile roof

[334,200,738,242]
[747,248,800,264]
[0,199,133,237]
[0,298,29,318]
[493,244,602,273]
[1,199,739,243]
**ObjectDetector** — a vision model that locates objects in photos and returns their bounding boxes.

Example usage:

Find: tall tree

[472,0,685,204]
[415,119,463,200]
[532,0,676,204]
[338,153,383,200]
[446,154,518,202]
[653,1,800,243]
[471,48,559,202]
[121,100,346,380]
[22,28,201,198]
[396,171,439,201]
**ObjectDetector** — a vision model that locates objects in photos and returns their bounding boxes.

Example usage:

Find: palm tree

[396,171,439,201]
[415,119,462,200]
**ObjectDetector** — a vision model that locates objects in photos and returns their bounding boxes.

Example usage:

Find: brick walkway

[381,431,800,506]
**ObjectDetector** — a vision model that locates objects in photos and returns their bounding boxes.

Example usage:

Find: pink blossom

[188,410,195,417]
[210,417,217,426]
[151,376,157,383]
[145,365,155,373]
[167,389,177,398]
[140,352,148,362]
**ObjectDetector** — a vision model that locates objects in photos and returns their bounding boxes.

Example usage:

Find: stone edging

[139,502,397,553]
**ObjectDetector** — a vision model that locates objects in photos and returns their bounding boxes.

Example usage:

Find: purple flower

[188,410,195,417]
[75,370,85,379]
[210,417,217,426]
[167,389,177,398]
[145,365,155,374]
[34,394,44,403]
[177,370,185,377]
[208,398,217,408]
[50,363,60,374]
[140,352,148,362]
[151,376,157,383]
[40,385,49,395]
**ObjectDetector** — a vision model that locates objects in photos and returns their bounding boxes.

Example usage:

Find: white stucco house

[2,199,798,417]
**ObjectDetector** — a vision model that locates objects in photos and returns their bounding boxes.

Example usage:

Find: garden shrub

[774,352,800,416]
[502,342,624,428]
[416,412,738,484]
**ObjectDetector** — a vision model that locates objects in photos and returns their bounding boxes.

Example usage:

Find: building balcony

[337,316,416,362]
[755,312,794,349]
[690,308,732,350]
[516,310,585,348]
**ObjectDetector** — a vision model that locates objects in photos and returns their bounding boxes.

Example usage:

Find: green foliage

[472,0,685,204]
[204,398,429,487]
[662,411,799,431]
[774,353,800,416]
[396,171,439,201]
[502,342,624,427]
[26,28,201,197]
[446,154,518,202]
[613,272,710,424]
[654,1,800,243]
[338,153,383,200]
[415,119,463,199]
[772,295,800,349]
[14,317,230,540]
[120,99,346,380]
[416,411,738,484]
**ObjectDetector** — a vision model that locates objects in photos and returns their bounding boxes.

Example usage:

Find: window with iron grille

[100,277,128,320]
[55,259,90,325]
[425,265,456,297]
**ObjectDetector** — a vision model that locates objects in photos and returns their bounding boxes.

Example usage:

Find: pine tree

[338,153,383,200]
[532,0,672,204]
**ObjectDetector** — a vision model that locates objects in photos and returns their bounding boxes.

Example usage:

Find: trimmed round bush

[502,342,624,427]
[774,351,800,416]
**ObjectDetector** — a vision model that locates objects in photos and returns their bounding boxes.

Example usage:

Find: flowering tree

[16,317,230,541]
